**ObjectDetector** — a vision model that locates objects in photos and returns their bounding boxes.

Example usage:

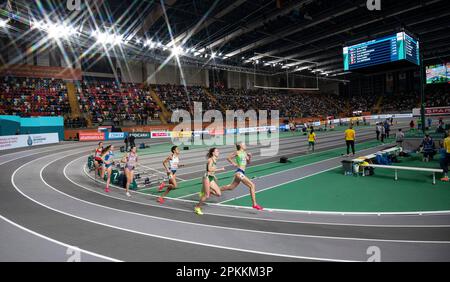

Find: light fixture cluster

[91,30,124,46]
[24,19,326,75]
[32,20,77,39]
[0,18,8,28]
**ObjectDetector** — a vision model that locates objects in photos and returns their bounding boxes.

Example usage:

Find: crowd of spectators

[0,77,70,117]
[77,80,158,126]
[154,84,217,113]
[1,77,448,128]
[154,85,354,118]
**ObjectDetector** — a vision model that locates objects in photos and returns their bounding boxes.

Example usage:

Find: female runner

[221,142,263,210]
[194,148,225,215]
[157,146,184,204]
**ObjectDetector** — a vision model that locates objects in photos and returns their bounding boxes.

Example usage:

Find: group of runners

[91,141,263,215]
[93,142,139,197]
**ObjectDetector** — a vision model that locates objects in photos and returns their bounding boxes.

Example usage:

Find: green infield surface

[222,153,450,213]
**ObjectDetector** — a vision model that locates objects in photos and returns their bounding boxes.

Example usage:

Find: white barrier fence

[0,133,59,151]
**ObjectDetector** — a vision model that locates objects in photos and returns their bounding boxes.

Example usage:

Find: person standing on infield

[344,126,356,157]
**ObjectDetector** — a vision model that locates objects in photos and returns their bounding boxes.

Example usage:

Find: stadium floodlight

[193,52,200,56]
[31,20,43,29]
[46,23,76,39]
[113,34,123,45]
[198,48,205,53]
[171,46,183,56]
[211,52,216,59]
[94,32,121,45]
[190,48,196,53]
[0,19,8,27]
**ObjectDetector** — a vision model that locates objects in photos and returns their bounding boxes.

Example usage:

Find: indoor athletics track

[1,126,450,262]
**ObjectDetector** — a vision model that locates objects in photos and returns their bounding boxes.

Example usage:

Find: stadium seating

[1,77,448,128]
[0,77,70,117]
[77,80,158,126]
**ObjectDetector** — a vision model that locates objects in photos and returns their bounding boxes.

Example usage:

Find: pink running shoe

[158,182,166,192]
[157,197,165,204]
[252,204,263,211]
[105,187,110,193]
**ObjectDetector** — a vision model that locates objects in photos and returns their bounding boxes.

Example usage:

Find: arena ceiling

[1,0,450,79]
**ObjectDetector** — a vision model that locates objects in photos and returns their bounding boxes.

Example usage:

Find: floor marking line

[0,213,121,262]
[79,148,450,216]
[8,158,357,261]
[13,152,446,245]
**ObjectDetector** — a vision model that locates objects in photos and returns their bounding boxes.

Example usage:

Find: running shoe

[252,204,264,211]
[157,197,165,204]
[441,177,449,182]
[158,182,166,192]
[126,192,131,197]
[105,187,110,193]
[194,207,203,215]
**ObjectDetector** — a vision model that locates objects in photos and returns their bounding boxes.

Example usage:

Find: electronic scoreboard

[343,32,420,71]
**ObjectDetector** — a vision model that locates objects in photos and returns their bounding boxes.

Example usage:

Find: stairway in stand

[149,87,171,124]
[66,81,81,118]
[373,96,384,114]
[204,87,226,112]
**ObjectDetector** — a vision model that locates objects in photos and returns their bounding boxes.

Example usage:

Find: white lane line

[2,155,434,266]
[131,128,382,166]
[28,152,446,242]
[0,214,121,262]
[8,156,355,261]
[82,162,198,203]
[13,137,436,219]
[76,159,450,225]
[35,153,442,244]
[216,142,399,204]
[0,143,95,166]
[133,129,379,165]
[138,164,188,181]
[2,135,445,227]
[153,137,391,194]
[79,151,450,217]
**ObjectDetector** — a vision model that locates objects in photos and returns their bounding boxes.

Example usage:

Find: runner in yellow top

[440,132,450,182]
[344,126,356,157]
[308,128,316,153]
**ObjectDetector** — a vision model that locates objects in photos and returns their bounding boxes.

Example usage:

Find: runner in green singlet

[221,142,263,211]
[194,148,225,215]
